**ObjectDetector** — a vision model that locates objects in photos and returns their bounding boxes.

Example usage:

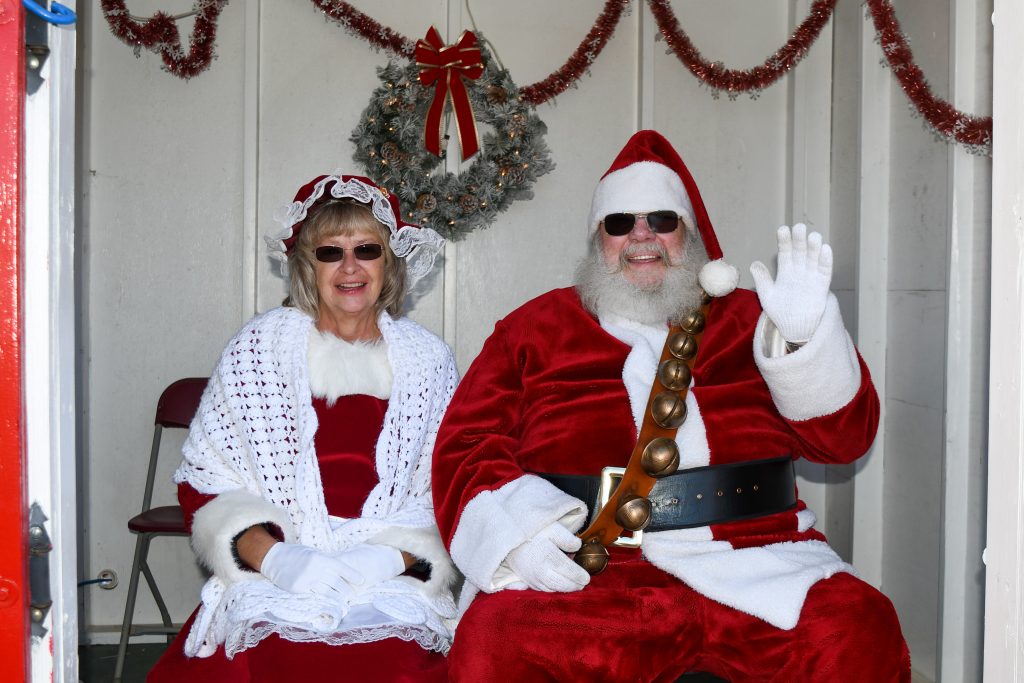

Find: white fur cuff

[371,524,461,597]
[753,294,862,421]
[190,489,296,584]
[449,475,588,591]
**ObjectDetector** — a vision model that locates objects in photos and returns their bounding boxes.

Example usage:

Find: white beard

[574,233,709,325]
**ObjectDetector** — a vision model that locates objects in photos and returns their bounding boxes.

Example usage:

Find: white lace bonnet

[265,174,445,288]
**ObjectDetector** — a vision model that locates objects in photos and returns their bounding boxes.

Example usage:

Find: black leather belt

[537,456,796,532]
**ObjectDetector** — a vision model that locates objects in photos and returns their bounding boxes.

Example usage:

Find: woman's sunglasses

[602,211,681,237]
[314,243,384,263]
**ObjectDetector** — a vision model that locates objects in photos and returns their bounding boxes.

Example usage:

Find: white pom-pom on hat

[699,259,739,297]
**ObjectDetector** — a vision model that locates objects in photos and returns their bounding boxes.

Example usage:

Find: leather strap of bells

[574,295,711,575]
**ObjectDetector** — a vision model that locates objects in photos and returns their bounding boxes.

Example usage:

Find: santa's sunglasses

[602,211,681,237]
[314,243,384,262]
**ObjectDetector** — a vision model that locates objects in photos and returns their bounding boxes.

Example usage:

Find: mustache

[610,241,673,272]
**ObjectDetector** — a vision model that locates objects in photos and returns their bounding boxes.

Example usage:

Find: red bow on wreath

[415,27,484,161]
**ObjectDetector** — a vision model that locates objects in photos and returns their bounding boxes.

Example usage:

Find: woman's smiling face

[315,228,386,327]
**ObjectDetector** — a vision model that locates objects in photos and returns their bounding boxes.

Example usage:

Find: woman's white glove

[330,544,406,588]
[506,523,591,593]
[260,542,362,598]
[749,223,833,343]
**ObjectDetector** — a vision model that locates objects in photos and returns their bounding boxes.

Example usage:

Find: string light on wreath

[350,35,555,240]
[100,0,227,79]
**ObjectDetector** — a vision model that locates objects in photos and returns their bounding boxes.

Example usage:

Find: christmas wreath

[350,36,555,240]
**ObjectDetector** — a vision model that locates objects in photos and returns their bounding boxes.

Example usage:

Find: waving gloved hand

[260,542,363,598]
[506,522,591,593]
[749,224,833,343]
[330,543,406,588]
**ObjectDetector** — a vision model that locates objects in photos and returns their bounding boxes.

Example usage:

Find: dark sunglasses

[602,211,681,237]
[314,243,384,263]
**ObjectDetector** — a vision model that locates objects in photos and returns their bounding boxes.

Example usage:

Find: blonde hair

[285,200,408,318]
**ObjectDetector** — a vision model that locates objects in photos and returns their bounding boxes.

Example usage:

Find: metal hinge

[28,503,52,636]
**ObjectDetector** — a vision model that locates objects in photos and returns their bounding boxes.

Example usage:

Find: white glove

[330,544,406,588]
[749,223,833,343]
[506,523,591,593]
[260,542,362,598]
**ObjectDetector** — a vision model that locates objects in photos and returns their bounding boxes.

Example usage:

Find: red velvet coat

[433,287,878,621]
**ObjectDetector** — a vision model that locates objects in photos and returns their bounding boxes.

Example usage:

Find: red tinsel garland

[100,0,227,80]
[865,0,991,149]
[310,0,417,58]
[308,0,631,106]
[647,0,837,96]
[101,0,992,152]
[519,0,631,105]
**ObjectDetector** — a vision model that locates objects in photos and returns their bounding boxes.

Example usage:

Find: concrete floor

[79,642,169,683]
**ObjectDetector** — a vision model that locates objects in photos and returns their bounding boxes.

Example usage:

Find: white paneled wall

[81,0,251,638]
[80,1,991,678]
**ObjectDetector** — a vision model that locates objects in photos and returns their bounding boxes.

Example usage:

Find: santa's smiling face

[599,212,687,289]
[575,213,706,326]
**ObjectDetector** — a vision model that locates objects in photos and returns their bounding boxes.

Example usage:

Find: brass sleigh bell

[615,494,652,531]
[680,309,706,335]
[575,539,610,575]
[651,391,687,429]
[657,358,692,391]
[641,437,680,477]
[668,332,698,361]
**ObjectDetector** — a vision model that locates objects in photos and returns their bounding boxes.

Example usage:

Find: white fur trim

[190,489,296,584]
[796,508,817,533]
[588,161,695,231]
[600,315,711,470]
[698,259,739,297]
[370,525,461,598]
[642,536,852,630]
[753,293,862,421]
[601,314,666,430]
[449,475,587,592]
[307,328,392,401]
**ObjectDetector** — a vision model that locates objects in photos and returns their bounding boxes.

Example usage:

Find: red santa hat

[588,130,738,297]
[265,173,444,288]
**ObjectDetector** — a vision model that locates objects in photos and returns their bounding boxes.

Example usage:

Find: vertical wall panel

[879,1,953,678]
[83,2,249,632]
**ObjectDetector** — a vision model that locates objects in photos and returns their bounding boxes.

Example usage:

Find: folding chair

[113,377,207,682]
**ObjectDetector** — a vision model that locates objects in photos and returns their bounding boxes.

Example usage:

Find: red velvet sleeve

[785,354,880,465]
[177,482,216,534]
[699,290,881,467]
[431,321,531,548]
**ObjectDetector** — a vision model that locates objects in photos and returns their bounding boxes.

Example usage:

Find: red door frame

[0,0,28,679]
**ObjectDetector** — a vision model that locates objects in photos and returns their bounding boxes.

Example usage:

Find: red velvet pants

[448,551,910,682]
[147,610,448,683]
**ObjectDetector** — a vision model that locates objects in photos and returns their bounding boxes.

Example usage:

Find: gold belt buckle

[596,467,643,548]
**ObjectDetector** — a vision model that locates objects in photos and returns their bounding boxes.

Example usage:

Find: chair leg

[140,556,175,639]
[113,534,150,683]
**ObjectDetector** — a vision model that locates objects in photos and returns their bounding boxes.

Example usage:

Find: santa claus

[432,130,910,681]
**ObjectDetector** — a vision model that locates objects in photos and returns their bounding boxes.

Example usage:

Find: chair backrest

[141,377,208,512]
[155,377,208,428]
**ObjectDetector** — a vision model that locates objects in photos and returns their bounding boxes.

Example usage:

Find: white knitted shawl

[174,306,459,657]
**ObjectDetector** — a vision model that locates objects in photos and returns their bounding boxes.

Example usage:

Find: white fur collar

[307,327,393,401]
